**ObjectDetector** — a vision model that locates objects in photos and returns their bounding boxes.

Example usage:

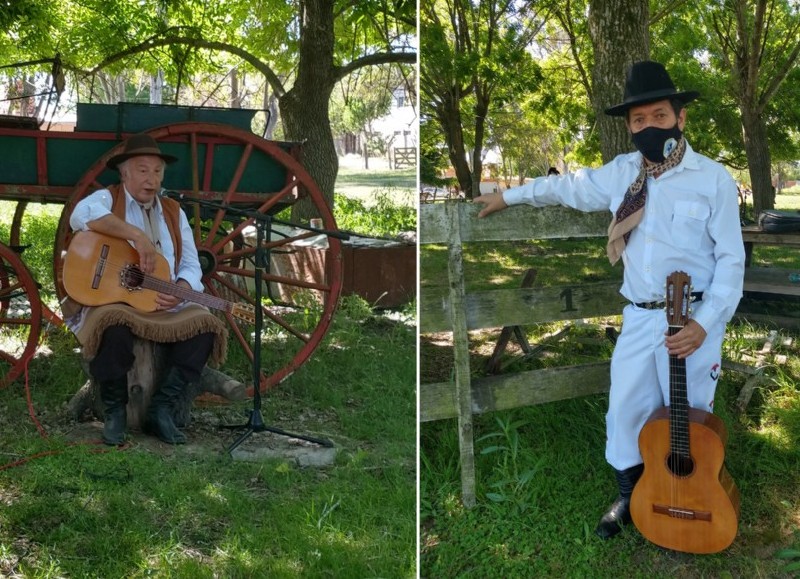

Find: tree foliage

[0,0,416,219]
[421,0,800,214]
[420,0,545,198]
[649,0,800,214]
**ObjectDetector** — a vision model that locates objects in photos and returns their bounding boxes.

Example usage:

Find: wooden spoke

[0,243,42,389]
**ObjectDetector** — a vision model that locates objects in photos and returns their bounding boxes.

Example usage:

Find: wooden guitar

[630,271,739,554]
[63,230,255,324]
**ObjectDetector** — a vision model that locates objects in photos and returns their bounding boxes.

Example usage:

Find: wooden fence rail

[420,201,793,508]
[420,201,617,507]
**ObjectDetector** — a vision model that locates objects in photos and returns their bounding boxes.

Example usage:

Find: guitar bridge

[653,503,712,522]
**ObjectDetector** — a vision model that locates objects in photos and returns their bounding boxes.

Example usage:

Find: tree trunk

[588,0,650,162]
[741,108,774,216]
[263,87,278,139]
[231,67,242,109]
[67,339,246,429]
[436,90,473,197]
[282,0,338,222]
[150,70,164,104]
[470,94,489,200]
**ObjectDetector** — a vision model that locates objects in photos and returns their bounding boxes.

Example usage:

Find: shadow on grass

[0,300,417,577]
[336,167,416,189]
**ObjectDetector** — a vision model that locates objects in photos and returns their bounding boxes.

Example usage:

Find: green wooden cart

[0,102,342,390]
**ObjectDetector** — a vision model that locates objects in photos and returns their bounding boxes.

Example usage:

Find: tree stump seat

[67,336,246,430]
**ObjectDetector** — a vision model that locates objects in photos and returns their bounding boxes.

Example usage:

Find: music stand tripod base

[224,408,334,455]
[216,206,334,456]
[225,411,337,466]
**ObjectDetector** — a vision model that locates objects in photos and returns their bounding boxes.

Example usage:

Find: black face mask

[631,124,683,163]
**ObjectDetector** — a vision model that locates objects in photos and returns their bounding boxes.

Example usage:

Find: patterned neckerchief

[606,137,687,265]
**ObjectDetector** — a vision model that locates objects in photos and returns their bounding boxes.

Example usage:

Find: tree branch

[760,39,800,108]
[650,0,692,26]
[334,50,416,83]
[89,34,287,97]
[555,0,593,102]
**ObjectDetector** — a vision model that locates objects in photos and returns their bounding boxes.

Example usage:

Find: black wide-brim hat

[604,60,700,117]
[106,133,179,170]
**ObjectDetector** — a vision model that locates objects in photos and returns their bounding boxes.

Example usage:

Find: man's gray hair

[118,157,167,179]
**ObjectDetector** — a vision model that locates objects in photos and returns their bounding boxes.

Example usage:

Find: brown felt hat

[604,61,700,117]
[106,133,178,170]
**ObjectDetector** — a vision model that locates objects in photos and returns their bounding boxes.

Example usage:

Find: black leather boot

[595,463,644,540]
[99,376,129,445]
[145,367,188,444]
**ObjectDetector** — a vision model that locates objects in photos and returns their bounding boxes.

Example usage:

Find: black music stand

[160,190,338,453]
[224,212,334,454]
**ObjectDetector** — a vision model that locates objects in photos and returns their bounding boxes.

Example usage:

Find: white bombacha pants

[605,303,726,471]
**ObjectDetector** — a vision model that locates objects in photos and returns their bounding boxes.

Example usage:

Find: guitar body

[631,406,740,553]
[63,230,256,323]
[629,271,739,553]
[63,230,173,312]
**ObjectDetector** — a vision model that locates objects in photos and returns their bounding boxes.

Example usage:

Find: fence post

[446,202,477,507]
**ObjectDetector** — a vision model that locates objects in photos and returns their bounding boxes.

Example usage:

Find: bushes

[334,189,416,238]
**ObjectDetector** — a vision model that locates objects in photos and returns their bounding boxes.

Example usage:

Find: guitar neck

[140,275,232,313]
[667,325,691,458]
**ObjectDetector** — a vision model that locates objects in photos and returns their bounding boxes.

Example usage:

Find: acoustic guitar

[63,230,255,324]
[630,271,739,554]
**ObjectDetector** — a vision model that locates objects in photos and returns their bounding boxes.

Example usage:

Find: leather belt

[633,292,703,310]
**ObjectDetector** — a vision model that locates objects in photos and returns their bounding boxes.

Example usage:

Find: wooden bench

[741,225,800,267]
[744,267,800,296]
[737,225,800,327]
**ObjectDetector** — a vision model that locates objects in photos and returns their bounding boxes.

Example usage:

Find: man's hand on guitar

[665,319,707,359]
[155,280,189,311]
[132,232,159,274]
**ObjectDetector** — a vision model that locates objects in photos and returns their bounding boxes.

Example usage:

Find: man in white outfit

[474,61,745,539]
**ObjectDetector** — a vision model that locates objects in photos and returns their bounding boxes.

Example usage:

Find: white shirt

[502,142,745,331]
[69,187,204,291]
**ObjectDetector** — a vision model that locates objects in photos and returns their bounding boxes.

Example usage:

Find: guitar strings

[80,252,229,311]
[71,247,259,324]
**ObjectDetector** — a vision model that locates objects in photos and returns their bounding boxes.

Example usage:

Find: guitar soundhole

[667,452,695,477]
[120,264,144,291]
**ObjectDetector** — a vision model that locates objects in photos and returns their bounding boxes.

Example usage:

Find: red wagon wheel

[0,242,42,389]
[53,122,343,392]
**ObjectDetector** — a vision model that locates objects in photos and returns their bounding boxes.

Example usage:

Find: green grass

[0,298,417,578]
[420,199,800,576]
[335,167,416,208]
[336,166,416,191]
[0,203,417,577]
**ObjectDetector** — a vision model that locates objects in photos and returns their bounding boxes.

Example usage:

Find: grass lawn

[0,305,417,577]
[0,204,417,577]
[420,195,800,576]
[335,165,416,208]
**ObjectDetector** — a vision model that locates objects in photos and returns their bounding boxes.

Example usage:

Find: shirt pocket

[671,200,710,249]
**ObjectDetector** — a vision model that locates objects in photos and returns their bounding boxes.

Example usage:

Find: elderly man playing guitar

[66,134,227,446]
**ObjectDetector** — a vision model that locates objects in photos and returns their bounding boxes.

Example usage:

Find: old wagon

[0,101,343,391]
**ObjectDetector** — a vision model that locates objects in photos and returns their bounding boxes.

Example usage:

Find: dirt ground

[45,397,338,465]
